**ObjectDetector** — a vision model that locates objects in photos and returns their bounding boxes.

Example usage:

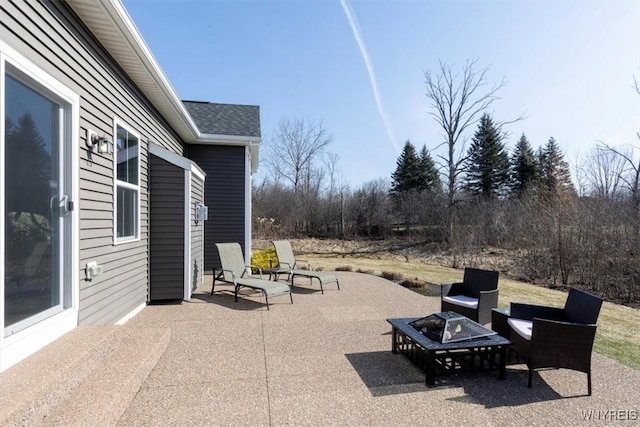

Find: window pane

[116,125,138,185]
[117,186,137,239]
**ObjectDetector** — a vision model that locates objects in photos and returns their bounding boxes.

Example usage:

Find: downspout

[245,141,253,265]
[184,169,191,301]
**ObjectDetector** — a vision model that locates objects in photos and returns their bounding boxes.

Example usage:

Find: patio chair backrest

[215,242,247,282]
[271,240,296,267]
[462,268,499,298]
[564,288,603,324]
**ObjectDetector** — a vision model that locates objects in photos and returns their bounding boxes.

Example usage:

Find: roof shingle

[183,101,261,138]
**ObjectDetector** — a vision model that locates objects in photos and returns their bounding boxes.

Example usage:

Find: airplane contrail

[340,0,401,154]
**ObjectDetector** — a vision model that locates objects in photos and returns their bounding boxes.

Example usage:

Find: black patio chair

[440,267,499,325]
[507,287,603,395]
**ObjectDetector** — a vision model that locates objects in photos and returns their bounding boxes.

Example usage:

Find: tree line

[253,61,640,305]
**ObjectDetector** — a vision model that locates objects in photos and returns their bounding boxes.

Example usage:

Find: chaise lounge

[212,242,293,310]
[271,240,340,294]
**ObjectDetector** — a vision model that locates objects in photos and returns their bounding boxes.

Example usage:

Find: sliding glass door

[2,64,72,337]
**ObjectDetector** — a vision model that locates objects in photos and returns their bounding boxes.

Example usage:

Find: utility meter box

[195,202,208,221]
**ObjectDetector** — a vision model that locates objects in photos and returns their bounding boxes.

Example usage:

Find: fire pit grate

[409,311,497,343]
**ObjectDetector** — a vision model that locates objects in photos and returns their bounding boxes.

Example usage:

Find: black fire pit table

[387,312,512,386]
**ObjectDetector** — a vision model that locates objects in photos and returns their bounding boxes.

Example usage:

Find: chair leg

[264,292,270,310]
[336,279,340,290]
[587,371,592,396]
[528,369,533,388]
[319,279,324,294]
[289,293,293,304]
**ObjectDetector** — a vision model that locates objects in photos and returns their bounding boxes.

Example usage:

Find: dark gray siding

[2,1,186,323]
[187,145,245,270]
[191,174,205,291]
[149,155,185,301]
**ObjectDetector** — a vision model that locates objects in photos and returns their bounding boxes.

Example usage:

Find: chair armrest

[477,288,499,309]
[530,318,597,366]
[218,268,237,283]
[510,303,566,322]
[278,262,293,271]
[441,282,464,299]
[245,265,263,279]
[479,288,498,297]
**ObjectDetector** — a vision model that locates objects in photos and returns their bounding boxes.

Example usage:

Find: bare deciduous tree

[590,74,640,246]
[260,117,334,235]
[264,117,332,193]
[423,59,506,241]
[598,142,640,241]
[582,145,629,199]
[323,152,341,196]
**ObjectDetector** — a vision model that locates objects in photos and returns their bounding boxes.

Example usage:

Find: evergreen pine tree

[539,137,575,199]
[418,145,441,193]
[509,133,539,197]
[5,114,51,216]
[390,140,423,195]
[464,113,510,198]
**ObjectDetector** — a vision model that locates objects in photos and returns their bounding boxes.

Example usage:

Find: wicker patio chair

[270,240,340,294]
[212,242,293,310]
[507,287,603,395]
[440,267,499,325]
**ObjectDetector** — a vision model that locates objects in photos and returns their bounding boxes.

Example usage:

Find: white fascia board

[191,163,206,181]
[66,0,199,142]
[149,143,206,179]
[106,0,199,139]
[193,134,262,146]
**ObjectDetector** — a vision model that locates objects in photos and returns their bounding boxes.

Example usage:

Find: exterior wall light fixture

[86,129,113,154]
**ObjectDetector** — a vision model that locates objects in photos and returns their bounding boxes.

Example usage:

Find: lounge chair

[440,267,499,325]
[212,242,292,310]
[507,287,603,395]
[270,240,339,294]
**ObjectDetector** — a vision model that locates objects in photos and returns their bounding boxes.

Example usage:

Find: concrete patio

[1,271,639,426]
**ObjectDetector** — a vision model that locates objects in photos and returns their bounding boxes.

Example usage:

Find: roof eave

[193,134,262,146]
[65,0,199,142]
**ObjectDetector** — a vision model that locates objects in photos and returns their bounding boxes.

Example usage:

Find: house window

[114,122,139,242]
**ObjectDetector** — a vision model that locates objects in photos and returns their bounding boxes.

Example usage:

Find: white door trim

[0,42,79,372]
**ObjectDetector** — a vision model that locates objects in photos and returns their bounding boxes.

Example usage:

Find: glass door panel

[3,73,67,334]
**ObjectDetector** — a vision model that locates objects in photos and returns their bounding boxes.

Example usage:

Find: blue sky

[123,0,640,188]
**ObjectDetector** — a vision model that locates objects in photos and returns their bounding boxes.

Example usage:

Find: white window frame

[113,119,141,244]
[0,41,79,372]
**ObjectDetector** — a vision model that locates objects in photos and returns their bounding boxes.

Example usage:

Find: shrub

[399,277,425,288]
[251,246,278,270]
[381,271,404,282]
[335,265,353,272]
